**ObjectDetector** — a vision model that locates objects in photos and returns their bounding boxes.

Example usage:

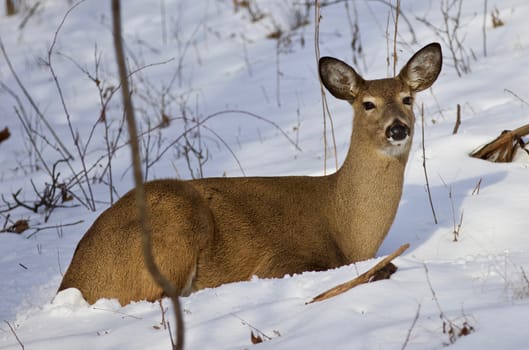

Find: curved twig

[111,1,183,349]
[307,243,410,304]
[146,109,302,171]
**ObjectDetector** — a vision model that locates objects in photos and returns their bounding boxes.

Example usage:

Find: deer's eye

[363,101,376,111]
[402,96,413,105]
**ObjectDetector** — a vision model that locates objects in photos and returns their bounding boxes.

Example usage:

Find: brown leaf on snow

[0,127,10,144]
[250,331,263,344]
[9,220,29,234]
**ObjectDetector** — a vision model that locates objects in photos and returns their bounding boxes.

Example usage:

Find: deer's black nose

[386,122,410,142]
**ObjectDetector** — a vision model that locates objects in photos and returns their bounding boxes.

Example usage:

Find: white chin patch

[388,137,408,147]
[380,136,409,157]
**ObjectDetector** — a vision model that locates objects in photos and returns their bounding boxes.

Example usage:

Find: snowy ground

[1,0,529,349]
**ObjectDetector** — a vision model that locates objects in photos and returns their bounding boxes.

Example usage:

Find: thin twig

[57,247,63,276]
[167,321,176,349]
[158,299,168,329]
[423,263,445,320]
[4,320,24,350]
[482,0,488,57]
[26,220,84,239]
[421,104,438,224]
[422,263,475,344]
[1,10,95,212]
[315,0,338,174]
[111,2,183,349]
[416,0,470,77]
[401,303,421,350]
[453,210,464,242]
[160,0,167,45]
[375,0,418,44]
[392,0,400,77]
[471,178,482,195]
[318,0,417,43]
[91,307,143,320]
[0,38,72,159]
[12,105,52,176]
[452,104,461,135]
[307,243,410,304]
[200,124,246,176]
[315,0,327,174]
[18,1,40,30]
[504,88,529,106]
[146,109,301,170]
[231,313,273,341]
[46,0,96,211]
[275,39,282,107]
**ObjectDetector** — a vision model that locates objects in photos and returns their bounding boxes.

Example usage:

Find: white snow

[1,0,529,349]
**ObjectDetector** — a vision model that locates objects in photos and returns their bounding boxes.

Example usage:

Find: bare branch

[26,220,84,239]
[111,1,183,349]
[46,0,96,211]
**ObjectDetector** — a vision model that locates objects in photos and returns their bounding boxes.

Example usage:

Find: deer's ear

[399,43,443,92]
[319,57,364,101]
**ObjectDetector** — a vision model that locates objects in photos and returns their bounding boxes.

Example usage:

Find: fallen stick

[307,243,410,304]
[470,123,529,162]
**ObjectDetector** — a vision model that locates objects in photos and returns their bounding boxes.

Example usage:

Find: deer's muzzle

[385,121,410,143]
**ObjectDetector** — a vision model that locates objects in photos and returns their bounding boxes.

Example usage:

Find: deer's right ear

[399,43,443,92]
[319,57,364,101]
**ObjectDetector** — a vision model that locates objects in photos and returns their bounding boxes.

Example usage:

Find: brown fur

[58,43,442,305]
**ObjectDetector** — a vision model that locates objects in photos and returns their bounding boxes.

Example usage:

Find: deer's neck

[329,126,409,262]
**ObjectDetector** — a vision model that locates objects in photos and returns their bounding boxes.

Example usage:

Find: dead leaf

[0,127,10,144]
[250,331,263,344]
[9,220,29,234]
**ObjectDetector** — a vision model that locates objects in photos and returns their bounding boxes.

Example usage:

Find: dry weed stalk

[420,104,438,225]
[511,267,529,300]
[0,127,10,143]
[423,264,474,345]
[438,176,464,242]
[392,0,401,77]
[315,0,338,174]
[0,160,77,222]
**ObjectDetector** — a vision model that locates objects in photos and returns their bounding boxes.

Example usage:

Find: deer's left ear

[319,56,365,101]
[399,43,443,92]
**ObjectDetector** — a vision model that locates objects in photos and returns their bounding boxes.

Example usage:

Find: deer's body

[59,43,442,305]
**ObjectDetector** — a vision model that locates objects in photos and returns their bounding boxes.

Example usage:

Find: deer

[58,43,442,305]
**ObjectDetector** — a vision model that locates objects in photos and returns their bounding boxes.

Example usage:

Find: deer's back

[187,175,349,289]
